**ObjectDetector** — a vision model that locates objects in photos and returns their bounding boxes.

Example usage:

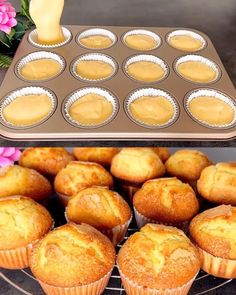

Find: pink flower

[0,0,17,34]
[0,147,21,167]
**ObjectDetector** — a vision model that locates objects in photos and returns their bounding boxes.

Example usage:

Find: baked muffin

[111,148,165,201]
[165,149,212,182]
[189,205,236,278]
[0,165,52,201]
[73,147,119,167]
[0,195,53,269]
[54,161,113,206]
[117,224,200,294]
[30,223,115,295]
[197,162,236,205]
[133,177,199,230]
[152,147,170,163]
[19,148,75,176]
[66,187,132,244]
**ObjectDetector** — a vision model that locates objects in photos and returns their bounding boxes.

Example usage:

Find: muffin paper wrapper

[38,269,112,295]
[16,51,65,82]
[29,27,72,48]
[125,88,179,129]
[63,87,119,128]
[123,29,161,51]
[0,86,57,129]
[57,192,72,207]
[197,246,236,279]
[71,53,118,82]
[134,207,189,232]
[167,30,206,51]
[185,88,236,129]
[117,264,197,295]
[117,180,141,203]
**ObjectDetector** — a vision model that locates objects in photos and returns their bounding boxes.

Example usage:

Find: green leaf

[0,32,10,48]
[0,54,12,68]
[6,28,15,42]
[21,0,33,22]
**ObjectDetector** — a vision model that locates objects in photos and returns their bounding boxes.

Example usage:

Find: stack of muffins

[0,146,235,295]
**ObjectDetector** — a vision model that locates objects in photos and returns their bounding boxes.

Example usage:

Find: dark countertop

[0,0,236,146]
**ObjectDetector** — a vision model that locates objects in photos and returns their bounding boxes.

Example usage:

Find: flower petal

[2,147,15,157]
[0,156,13,167]
[0,23,10,34]
[9,149,21,161]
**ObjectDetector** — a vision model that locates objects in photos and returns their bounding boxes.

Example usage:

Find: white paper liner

[117,264,197,295]
[71,53,118,82]
[119,181,141,203]
[134,207,189,232]
[185,89,236,129]
[63,87,119,128]
[123,29,161,51]
[57,192,73,207]
[16,51,65,82]
[125,88,179,128]
[167,30,206,51]
[174,54,221,83]
[77,28,117,49]
[124,54,169,83]
[0,86,57,129]
[28,27,72,48]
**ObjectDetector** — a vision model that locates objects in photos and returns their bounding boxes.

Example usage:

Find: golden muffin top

[54,161,114,197]
[0,196,53,250]
[190,205,236,260]
[19,147,75,176]
[66,187,131,229]
[117,223,200,289]
[73,147,119,167]
[197,162,236,205]
[165,149,212,182]
[111,148,165,183]
[152,147,170,163]
[30,223,115,287]
[133,177,199,222]
[0,165,52,201]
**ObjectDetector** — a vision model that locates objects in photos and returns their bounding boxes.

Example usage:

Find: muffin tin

[0,25,235,141]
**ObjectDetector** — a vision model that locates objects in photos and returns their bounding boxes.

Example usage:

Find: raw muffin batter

[177,61,217,83]
[69,93,113,125]
[130,95,174,125]
[20,59,61,81]
[189,96,234,125]
[76,60,113,80]
[80,35,113,49]
[127,61,165,82]
[125,34,157,51]
[169,35,204,51]
[3,94,52,126]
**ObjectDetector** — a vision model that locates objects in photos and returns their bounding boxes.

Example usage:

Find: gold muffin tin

[0,25,235,141]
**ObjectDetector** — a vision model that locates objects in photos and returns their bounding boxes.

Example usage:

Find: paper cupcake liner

[134,207,189,232]
[174,54,221,84]
[124,54,169,83]
[117,264,197,295]
[63,87,119,128]
[197,246,236,279]
[38,269,112,295]
[185,89,236,129]
[117,180,141,203]
[28,27,72,48]
[166,30,206,52]
[125,88,179,129]
[123,29,161,51]
[77,28,117,49]
[0,86,57,129]
[16,51,65,82]
[57,192,73,207]
[71,53,118,82]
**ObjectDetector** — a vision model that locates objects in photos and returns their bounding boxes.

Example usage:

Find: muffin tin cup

[63,87,119,129]
[71,53,118,82]
[174,55,221,84]
[125,88,179,129]
[16,51,66,82]
[29,27,72,48]
[197,246,236,279]
[134,207,189,232]
[37,269,112,295]
[185,89,236,129]
[0,86,57,129]
[117,264,198,295]
[123,29,161,51]
[166,29,207,52]
[124,54,169,84]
